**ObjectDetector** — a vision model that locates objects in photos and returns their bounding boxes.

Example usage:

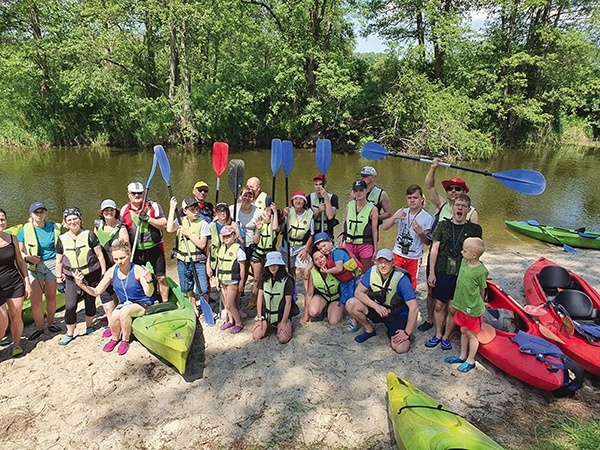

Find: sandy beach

[1,241,599,450]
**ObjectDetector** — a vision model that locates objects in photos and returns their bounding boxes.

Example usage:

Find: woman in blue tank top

[74,240,154,355]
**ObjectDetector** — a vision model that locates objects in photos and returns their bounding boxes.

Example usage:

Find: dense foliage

[0,0,598,157]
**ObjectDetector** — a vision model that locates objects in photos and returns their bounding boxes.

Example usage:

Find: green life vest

[217,242,241,284]
[59,230,99,276]
[23,222,60,270]
[175,217,207,263]
[254,222,274,259]
[310,267,341,303]
[287,209,311,246]
[263,278,288,324]
[130,210,156,250]
[94,219,122,248]
[310,191,333,234]
[367,186,383,211]
[368,268,409,315]
[209,222,220,269]
[345,201,375,244]
[253,191,268,210]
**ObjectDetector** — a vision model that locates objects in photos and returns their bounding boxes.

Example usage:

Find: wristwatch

[254,316,265,322]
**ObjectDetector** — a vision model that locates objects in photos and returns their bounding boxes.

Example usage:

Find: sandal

[12,346,24,357]
[444,356,466,364]
[117,341,130,355]
[457,361,476,372]
[229,324,244,334]
[103,339,119,353]
[441,339,453,351]
[58,335,75,346]
[425,336,442,348]
[47,325,61,333]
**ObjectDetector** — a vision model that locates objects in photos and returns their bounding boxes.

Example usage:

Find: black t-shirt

[431,219,482,274]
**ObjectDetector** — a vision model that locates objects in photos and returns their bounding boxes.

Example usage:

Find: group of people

[1,155,490,373]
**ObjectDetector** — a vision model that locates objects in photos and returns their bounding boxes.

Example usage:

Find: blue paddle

[130,152,158,262]
[316,138,332,232]
[526,220,577,253]
[361,142,546,196]
[271,139,282,203]
[282,140,295,270]
[154,145,215,326]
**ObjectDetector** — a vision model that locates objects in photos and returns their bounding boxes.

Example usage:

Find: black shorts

[366,307,409,338]
[99,283,116,304]
[133,244,166,276]
[0,282,25,305]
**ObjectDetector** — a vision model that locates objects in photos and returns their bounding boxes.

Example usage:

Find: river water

[1,145,599,255]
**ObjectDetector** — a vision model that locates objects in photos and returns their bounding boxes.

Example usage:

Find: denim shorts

[177,260,209,296]
[29,258,57,282]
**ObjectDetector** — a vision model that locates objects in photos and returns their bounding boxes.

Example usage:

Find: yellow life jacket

[254,222,274,259]
[309,191,333,234]
[23,222,60,270]
[94,219,122,248]
[175,217,207,263]
[367,186,383,211]
[253,191,268,210]
[217,242,241,284]
[345,201,375,244]
[262,278,288,324]
[59,230,99,276]
[368,268,409,315]
[310,267,341,303]
[287,209,311,246]
[209,222,221,269]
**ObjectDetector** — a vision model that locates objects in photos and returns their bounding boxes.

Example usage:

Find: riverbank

[1,243,599,450]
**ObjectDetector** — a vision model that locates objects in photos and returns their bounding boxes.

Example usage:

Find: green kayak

[132,277,197,374]
[387,372,504,450]
[505,220,600,250]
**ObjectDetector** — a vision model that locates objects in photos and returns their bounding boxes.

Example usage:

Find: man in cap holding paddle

[306,174,338,237]
[192,181,214,223]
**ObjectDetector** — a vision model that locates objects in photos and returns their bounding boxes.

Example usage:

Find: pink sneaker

[103,339,119,353]
[102,328,112,338]
[117,341,130,355]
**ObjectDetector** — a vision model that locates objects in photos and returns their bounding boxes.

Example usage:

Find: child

[282,191,314,294]
[444,237,488,372]
[216,225,247,333]
[252,251,299,343]
[167,197,211,318]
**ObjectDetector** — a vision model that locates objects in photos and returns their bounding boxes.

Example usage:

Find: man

[360,166,392,223]
[245,177,271,210]
[346,249,418,354]
[120,182,169,302]
[306,174,338,237]
[382,184,433,290]
[192,181,214,223]
[425,194,482,351]
[419,158,478,332]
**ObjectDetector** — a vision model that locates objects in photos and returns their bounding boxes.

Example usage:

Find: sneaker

[441,339,452,350]
[444,356,466,364]
[347,318,360,332]
[28,329,44,340]
[355,330,377,343]
[229,324,244,334]
[47,325,61,333]
[425,336,442,348]
[102,328,113,338]
[12,346,24,357]
[117,341,130,355]
[103,339,119,352]
[417,321,434,332]
[220,321,234,331]
[457,361,476,372]
[58,335,75,346]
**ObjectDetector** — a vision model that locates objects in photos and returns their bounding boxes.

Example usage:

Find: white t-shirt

[393,208,434,259]
[230,205,262,247]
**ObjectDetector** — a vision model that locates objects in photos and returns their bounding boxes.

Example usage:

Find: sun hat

[313,232,332,245]
[360,166,377,176]
[127,182,144,193]
[291,190,307,202]
[182,197,199,209]
[193,181,209,190]
[265,251,285,267]
[352,179,368,190]
[375,249,394,261]
[313,174,327,183]
[441,177,470,193]
[63,206,82,220]
[100,199,117,210]
[29,202,47,214]
[220,225,236,237]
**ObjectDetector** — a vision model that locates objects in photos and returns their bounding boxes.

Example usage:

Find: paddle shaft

[131,156,158,263]
[527,221,576,253]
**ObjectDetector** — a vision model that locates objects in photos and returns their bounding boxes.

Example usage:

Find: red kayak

[524,257,600,376]
[479,280,566,391]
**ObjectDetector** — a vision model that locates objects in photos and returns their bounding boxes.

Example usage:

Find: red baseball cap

[313,173,326,183]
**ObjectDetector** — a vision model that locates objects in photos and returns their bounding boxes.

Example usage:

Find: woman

[342,180,378,271]
[74,240,154,355]
[229,188,262,307]
[94,199,129,338]
[252,251,298,344]
[249,201,279,306]
[216,225,246,334]
[55,207,106,345]
[0,209,32,357]
[17,202,61,339]
[301,249,343,325]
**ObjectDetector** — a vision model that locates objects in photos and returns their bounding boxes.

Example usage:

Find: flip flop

[457,361,476,372]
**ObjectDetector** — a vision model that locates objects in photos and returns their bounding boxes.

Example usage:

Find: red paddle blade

[212,142,229,177]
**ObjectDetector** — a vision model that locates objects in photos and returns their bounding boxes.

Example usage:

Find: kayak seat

[483,308,518,333]
[554,290,598,320]
[538,266,571,295]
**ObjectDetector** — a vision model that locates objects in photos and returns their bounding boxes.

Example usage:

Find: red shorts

[344,243,374,259]
[393,254,420,289]
[453,310,482,333]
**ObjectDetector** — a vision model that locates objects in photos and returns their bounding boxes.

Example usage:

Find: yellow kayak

[387,372,504,449]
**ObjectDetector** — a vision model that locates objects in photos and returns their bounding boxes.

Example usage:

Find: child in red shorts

[444,237,488,372]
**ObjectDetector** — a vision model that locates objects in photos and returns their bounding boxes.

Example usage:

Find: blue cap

[314,232,331,245]
[29,202,47,214]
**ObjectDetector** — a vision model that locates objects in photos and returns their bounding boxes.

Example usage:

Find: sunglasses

[129,191,144,196]
[445,185,464,192]
[196,189,209,193]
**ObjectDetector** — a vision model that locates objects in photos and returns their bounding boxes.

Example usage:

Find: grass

[526,413,600,450]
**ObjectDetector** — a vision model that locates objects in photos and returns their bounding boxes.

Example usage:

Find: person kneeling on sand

[346,249,418,354]
[74,240,154,355]
[301,249,344,324]
[252,252,299,344]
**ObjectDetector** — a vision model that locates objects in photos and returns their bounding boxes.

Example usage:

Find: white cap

[127,182,144,193]
[100,199,117,210]
[360,166,377,176]
[375,249,394,261]
[265,251,285,267]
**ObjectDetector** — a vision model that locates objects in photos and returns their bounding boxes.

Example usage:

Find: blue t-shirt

[360,267,416,316]
[331,248,350,265]
[17,222,57,261]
